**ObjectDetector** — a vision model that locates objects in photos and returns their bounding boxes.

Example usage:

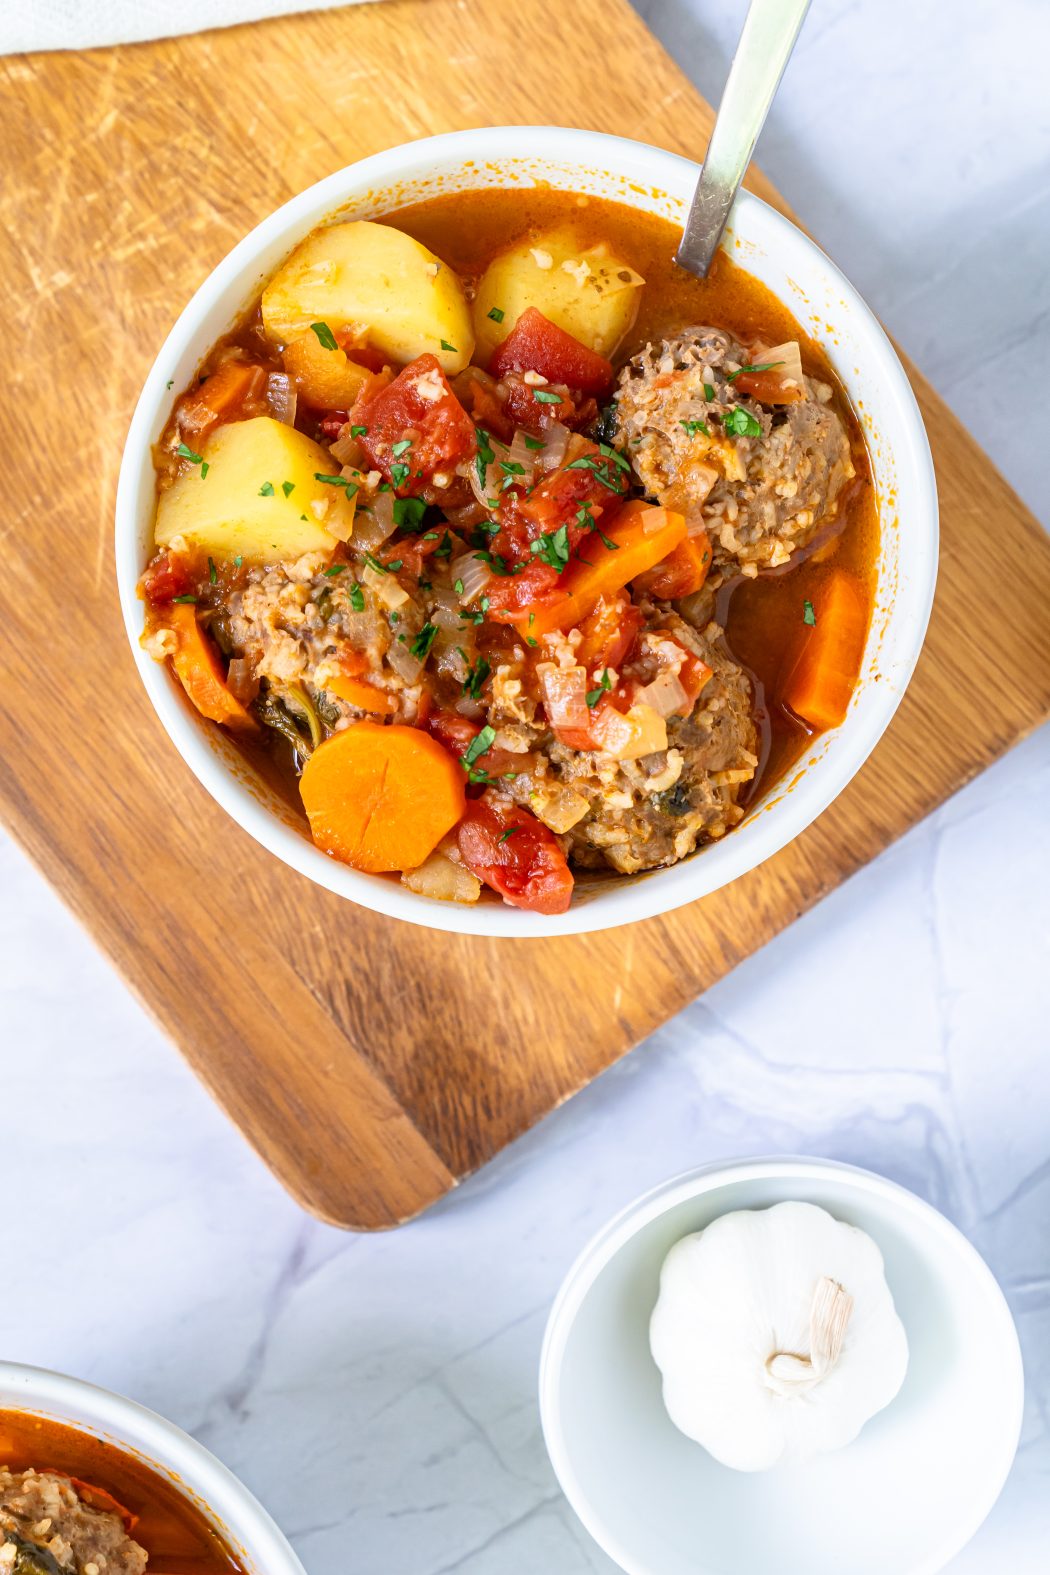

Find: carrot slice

[632,529,711,600]
[325,674,398,715]
[780,569,868,731]
[176,361,267,446]
[300,723,466,873]
[518,501,687,638]
[167,603,257,731]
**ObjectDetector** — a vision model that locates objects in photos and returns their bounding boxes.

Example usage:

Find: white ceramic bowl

[116,127,938,937]
[540,1158,1023,1575]
[0,1362,305,1575]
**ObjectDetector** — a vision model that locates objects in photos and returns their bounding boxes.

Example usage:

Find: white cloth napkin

[0,0,378,54]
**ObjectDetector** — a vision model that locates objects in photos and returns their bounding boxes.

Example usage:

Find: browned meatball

[0,1468,147,1575]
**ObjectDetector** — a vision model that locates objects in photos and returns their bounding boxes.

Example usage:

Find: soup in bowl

[115,128,937,935]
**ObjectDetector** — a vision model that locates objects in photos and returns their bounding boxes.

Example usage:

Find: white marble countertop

[2,2,1048,1570]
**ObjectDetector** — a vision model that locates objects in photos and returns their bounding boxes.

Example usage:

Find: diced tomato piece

[733,367,804,404]
[317,409,350,440]
[457,795,573,914]
[490,308,614,396]
[501,378,576,433]
[354,354,476,495]
[632,530,712,600]
[142,551,194,605]
[574,594,643,675]
[424,711,520,780]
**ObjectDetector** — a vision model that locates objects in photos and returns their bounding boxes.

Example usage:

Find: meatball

[613,326,854,572]
[525,609,759,875]
[0,1468,147,1575]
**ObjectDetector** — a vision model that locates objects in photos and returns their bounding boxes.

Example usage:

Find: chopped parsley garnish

[723,407,763,438]
[309,321,338,351]
[258,481,275,496]
[727,360,784,382]
[440,339,457,352]
[524,435,545,450]
[474,549,517,577]
[176,443,204,464]
[598,442,630,474]
[704,382,716,401]
[500,460,526,492]
[680,419,710,438]
[586,669,612,708]
[350,424,368,438]
[474,426,495,490]
[487,307,505,324]
[461,725,496,770]
[459,594,490,626]
[434,531,454,560]
[533,388,562,405]
[207,556,217,584]
[314,473,358,494]
[362,551,387,574]
[526,635,538,647]
[596,528,619,551]
[390,438,413,457]
[349,583,365,611]
[390,612,400,626]
[322,563,347,576]
[530,524,571,573]
[565,453,624,492]
[165,379,174,390]
[200,461,210,479]
[576,502,596,531]
[410,622,438,660]
[234,555,243,568]
[386,558,404,572]
[498,826,521,844]
[282,480,295,497]
[393,496,427,531]
[454,578,464,595]
[463,656,491,700]
[389,463,410,488]
[172,593,197,604]
[803,599,817,626]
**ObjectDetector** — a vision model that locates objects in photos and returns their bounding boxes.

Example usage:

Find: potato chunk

[261,220,474,375]
[473,226,644,365]
[155,417,356,562]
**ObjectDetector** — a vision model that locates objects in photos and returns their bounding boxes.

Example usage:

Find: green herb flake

[680,419,710,438]
[598,441,630,474]
[498,826,521,844]
[454,578,465,596]
[351,424,368,438]
[165,379,174,390]
[727,360,784,382]
[176,443,204,464]
[282,480,295,497]
[393,496,427,531]
[523,435,545,451]
[526,635,538,647]
[533,388,562,405]
[803,599,817,626]
[461,724,497,770]
[390,438,413,458]
[258,481,275,496]
[597,528,619,552]
[586,669,612,708]
[199,461,210,479]
[234,555,243,569]
[463,656,492,701]
[309,321,338,351]
[323,563,347,577]
[487,307,505,324]
[723,406,763,438]
[349,583,365,611]
[314,472,359,495]
[704,382,716,401]
[207,556,217,585]
[171,593,197,604]
[434,531,454,560]
[474,426,495,491]
[409,622,438,660]
[362,552,387,574]
[386,558,404,572]
[440,339,457,352]
[389,462,410,488]
[530,524,571,573]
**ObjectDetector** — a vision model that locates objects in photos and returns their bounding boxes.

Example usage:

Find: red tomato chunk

[457,795,574,914]
[354,354,476,494]
[490,308,614,397]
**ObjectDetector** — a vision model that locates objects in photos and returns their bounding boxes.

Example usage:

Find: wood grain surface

[2,0,1048,1227]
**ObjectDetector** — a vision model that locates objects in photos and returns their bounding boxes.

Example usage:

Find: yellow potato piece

[473,226,644,365]
[261,220,474,375]
[155,417,356,563]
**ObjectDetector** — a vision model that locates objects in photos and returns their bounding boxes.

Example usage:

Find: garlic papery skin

[649,1201,909,1472]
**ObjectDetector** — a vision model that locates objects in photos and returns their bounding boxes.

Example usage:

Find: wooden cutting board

[2,0,1048,1228]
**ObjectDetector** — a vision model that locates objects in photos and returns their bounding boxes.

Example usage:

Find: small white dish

[539,1158,1023,1575]
[0,1362,305,1575]
[115,126,938,937]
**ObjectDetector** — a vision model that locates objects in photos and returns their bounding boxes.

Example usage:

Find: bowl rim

[538,1154,1024,1575]
[0,1360,305,1575]
[115,125,938,938]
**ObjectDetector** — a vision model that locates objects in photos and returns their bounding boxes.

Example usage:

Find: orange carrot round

[168,603,257,731]
[299,723,466,873]
[780,569,868,731]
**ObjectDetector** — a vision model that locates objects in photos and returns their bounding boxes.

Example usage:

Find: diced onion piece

[401,846,482,903]
[633,669,690,718]
[328,426,362,466]
[758,339,804,387]
[352,487,397,552]
[362,562,409,609]
[504,428,539,487]
[431,585,466,632]
[537,663,590,732]
[594,703,668,761]
[534,421,571,473]
[342,607,381,648]
[386,637,424,684]
[266,370,298,425]
[531,782,590,834]
[450,552,494,605]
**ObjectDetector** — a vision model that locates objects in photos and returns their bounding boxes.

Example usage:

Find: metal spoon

[676,0,811,278]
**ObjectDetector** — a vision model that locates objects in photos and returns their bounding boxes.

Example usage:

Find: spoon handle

[675,0,811,278]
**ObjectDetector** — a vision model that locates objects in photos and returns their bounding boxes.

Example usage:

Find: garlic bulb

[649,1200,908,1471]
